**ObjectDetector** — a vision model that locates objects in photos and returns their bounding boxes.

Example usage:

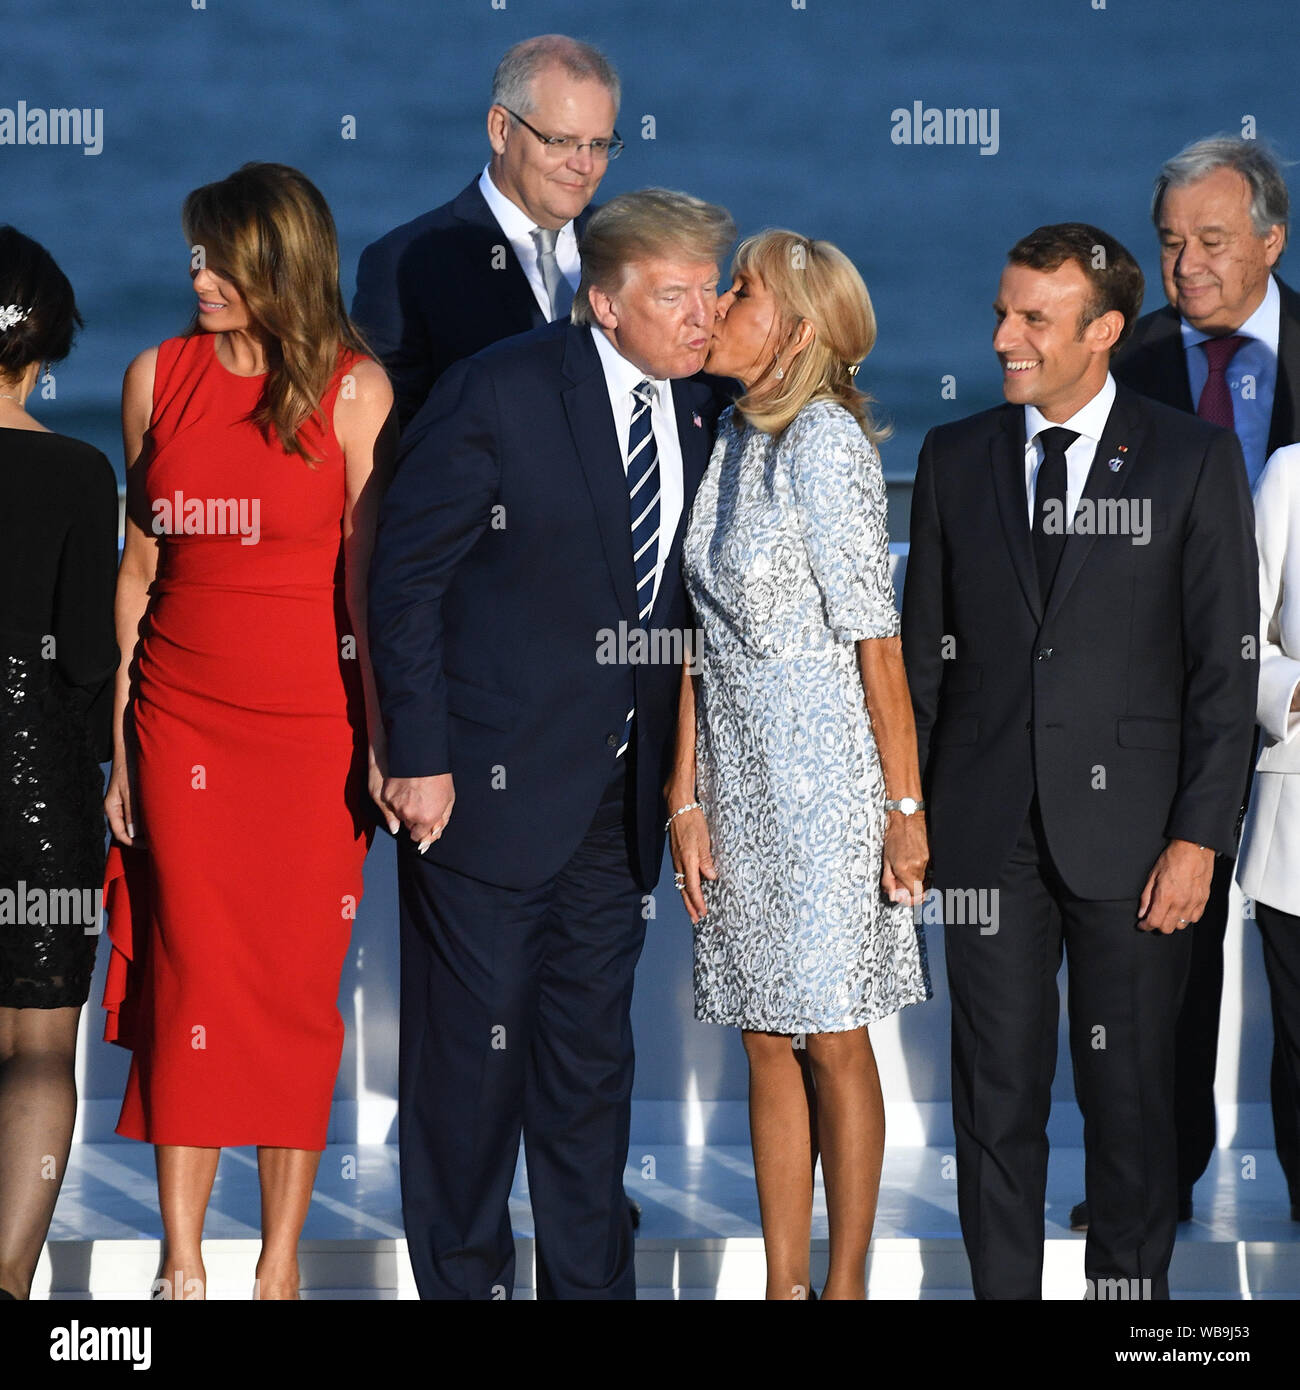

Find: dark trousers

[1175,744,1258,1195]
[946,802,1193,1299]
[396,760,647,1299]
[1172,854,1232,1197]
[1256,901,1300,1207]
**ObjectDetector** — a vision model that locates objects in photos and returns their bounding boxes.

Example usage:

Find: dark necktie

[1196,334,1247,430]
[1032,426,1079,605]
[530,226,573,322]
[617,380,661,757]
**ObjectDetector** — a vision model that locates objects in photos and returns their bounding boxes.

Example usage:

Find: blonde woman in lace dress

[669,231,931,1300]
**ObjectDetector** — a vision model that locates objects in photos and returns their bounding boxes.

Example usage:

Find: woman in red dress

[102,163,396,1299]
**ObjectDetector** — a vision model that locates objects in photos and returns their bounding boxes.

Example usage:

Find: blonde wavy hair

[182,162,371,463]
[730,229,889,446]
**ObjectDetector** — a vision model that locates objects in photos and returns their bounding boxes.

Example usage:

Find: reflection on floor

[37,1143,1300,1299]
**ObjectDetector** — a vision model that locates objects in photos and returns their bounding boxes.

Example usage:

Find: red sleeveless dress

[103,332,371,1150]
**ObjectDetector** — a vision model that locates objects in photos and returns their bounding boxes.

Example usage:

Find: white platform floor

[33,1142,1300,1299]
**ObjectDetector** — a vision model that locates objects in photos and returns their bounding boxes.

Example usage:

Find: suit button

[1025,721,1032,732]
[606,733,618,748]
[1037,647,1053,660]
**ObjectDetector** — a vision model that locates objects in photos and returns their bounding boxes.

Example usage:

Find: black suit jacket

[1113,274,1300,457]
[367,319,724,891]
[351,177,598,429]
[901,383,1258,899]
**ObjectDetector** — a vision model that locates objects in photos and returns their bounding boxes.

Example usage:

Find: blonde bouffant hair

[730,229,889,447]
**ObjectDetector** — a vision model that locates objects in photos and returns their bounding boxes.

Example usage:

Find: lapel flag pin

[692,411,703,428]
[1107,444,1128,472]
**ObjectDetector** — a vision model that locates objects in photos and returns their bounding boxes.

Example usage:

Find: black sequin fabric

[0,645,106,1008]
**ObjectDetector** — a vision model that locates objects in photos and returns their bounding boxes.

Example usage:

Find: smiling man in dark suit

[1084,137,1298,1229]
[902,223,1257,1299]
[352,34,620,428]
[368,189,734,1299]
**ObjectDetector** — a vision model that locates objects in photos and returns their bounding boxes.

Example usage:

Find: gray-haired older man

[369,189,734,1299]
[1067,136,1299,1232]
[353,34,622,428]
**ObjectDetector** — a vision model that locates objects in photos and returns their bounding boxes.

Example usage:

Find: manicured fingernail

[127,823,135,839]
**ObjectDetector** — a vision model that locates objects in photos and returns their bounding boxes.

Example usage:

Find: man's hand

[382,773,455,854]
[1138,839,1216,934]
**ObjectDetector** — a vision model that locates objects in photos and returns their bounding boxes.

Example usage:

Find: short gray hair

[491,35,620,116]
[1153,135,1290,251]
[571,189,736,326]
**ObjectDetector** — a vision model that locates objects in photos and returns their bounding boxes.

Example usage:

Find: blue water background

[4,0,1297,536]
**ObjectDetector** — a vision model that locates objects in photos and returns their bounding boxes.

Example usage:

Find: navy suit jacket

[368,319,725,891]
[351,177,598,429]
[901,383,1258,899]
[1113,274,1300,458]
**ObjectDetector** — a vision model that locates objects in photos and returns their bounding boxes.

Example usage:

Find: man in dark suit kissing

[368,188,734,1300]
[902,223,1258,1299]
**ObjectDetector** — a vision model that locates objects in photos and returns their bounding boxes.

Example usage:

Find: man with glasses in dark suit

[352,33,622,428]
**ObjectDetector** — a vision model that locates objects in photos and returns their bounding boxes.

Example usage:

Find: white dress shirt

[1180,274,1279,488]
[1023,373,1117,526]
[590,325,683,614]
[477,164,580,322]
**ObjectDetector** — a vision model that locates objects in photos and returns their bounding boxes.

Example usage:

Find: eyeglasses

[502,108,624,161]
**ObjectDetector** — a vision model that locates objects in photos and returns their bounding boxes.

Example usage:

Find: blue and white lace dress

[682,399,931,1032]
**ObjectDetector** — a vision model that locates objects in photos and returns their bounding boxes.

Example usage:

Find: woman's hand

[668,803,716,925]
[882,811,928,907]
[368,743,400,834]
[104,758,135,846]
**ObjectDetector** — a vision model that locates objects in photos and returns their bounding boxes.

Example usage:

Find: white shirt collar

[1024,371,1116,450]
[477,163,576,247]
[589,325,669,402]
[1179,273,1281,351]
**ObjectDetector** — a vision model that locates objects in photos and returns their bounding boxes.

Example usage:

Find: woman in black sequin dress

[0,228,119,1299]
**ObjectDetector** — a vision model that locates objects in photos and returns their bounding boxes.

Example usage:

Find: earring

[774,356,784,381]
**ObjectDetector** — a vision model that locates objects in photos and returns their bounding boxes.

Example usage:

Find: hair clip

[0,305,31,333]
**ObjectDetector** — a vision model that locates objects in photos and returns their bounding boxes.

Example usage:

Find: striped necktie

[617,379,661,757]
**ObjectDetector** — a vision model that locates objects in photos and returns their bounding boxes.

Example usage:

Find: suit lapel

[989,407,1043,622]
[1147,309,1195,413]
[450,181,546,335]
[1268,276,1300,455]
[1042,387,1147,624]
[560,326,640,624]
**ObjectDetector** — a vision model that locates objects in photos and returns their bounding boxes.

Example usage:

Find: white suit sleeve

[1255,445,1300,743]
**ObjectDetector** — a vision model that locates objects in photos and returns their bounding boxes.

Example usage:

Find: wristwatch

[885,797,926,815]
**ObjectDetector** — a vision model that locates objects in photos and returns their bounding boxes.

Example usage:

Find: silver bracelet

[665,801,703,831]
